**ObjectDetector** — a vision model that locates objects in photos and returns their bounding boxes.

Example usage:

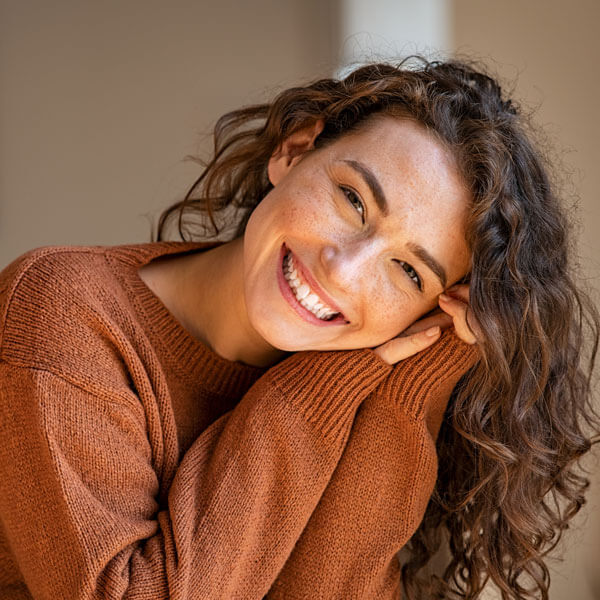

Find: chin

[259,326,309,353]
[246,307,297,352]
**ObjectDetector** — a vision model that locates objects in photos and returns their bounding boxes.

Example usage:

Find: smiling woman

[238,115,470,361]
[0,56,598,600]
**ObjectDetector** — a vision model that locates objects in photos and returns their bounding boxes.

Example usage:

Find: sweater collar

[106,241,269,398]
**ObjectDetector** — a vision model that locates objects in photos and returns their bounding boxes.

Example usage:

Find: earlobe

[267,119,325,185]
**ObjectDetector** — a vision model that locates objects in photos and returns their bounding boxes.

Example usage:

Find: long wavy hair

[155,57,600,599]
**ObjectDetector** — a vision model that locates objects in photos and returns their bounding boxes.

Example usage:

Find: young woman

[0,57,597,599]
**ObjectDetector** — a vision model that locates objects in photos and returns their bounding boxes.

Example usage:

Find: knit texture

[0,242,479,599]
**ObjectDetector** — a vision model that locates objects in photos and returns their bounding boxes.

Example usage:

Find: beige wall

[453,2,600,598]
[0,0,337,265]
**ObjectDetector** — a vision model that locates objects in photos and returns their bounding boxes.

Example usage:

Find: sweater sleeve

[0,348,392,600]
[265,329,480,599]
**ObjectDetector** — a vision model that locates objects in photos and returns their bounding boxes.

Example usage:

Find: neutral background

[1,1,598,597]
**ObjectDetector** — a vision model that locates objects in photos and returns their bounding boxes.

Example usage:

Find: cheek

[282,184,339,233]
[251,190,314,236]
[361,282,424,339]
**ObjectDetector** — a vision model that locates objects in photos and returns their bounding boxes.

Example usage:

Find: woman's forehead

[326,117,468,211]
[331,115,457,170]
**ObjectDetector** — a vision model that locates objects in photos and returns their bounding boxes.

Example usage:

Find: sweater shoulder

[0,245,111,326]
[0,244,139,387]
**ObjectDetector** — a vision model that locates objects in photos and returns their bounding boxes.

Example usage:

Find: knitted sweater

[0,241,478,600]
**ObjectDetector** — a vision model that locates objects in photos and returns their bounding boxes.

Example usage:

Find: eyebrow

[341,158,448,290]
[406,242,448,289]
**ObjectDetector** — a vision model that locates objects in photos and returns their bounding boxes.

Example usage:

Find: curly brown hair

[155,56,600,599]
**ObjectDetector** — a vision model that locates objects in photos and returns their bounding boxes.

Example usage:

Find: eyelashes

[395,260,422,290]
[339,185,423,291]
[340,186,365,222]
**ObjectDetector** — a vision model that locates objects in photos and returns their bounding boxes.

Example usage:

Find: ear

[267,119,325,186]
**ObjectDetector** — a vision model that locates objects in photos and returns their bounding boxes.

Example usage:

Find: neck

[182,237,288,368]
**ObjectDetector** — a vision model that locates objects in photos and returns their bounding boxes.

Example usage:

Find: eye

[396,260,422,291]
[340,185,365,223]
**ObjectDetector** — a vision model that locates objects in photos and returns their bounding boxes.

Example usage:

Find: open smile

[276,243,348,327]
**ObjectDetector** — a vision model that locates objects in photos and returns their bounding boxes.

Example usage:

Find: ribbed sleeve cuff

[378,328,480,421]
[267,348,393,442]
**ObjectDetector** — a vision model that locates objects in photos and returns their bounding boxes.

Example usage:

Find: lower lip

[276,244,347,327]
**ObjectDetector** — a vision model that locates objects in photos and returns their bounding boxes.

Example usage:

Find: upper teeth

[283,253,340,320]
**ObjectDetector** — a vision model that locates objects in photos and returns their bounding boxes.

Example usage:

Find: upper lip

[285,244,346,319]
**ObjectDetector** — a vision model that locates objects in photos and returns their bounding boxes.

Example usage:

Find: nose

[319,239,383,293]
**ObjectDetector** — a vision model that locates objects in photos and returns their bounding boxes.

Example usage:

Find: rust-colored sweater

[0,242,478,599]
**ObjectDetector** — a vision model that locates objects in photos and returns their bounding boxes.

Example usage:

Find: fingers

[445,283,470,303]
[401,310,453,336]
[372,326,441,365]
[438,292,479,344]
[374,281,479,365]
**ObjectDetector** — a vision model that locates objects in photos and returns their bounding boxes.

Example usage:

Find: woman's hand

[437,283,481,345]
[372,283,481,365]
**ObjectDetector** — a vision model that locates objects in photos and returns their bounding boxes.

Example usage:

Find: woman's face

[242,115,471,352]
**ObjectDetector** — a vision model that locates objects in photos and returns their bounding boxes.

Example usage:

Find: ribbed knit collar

[105,240,269,398]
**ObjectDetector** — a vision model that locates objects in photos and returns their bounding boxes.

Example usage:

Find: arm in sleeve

[0,349,392,600]
[265,329,480,599]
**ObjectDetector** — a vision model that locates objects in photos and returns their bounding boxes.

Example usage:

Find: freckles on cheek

[365,287,401,325]
[282,201,332,235]
[371,292,424,335]
[286,206,308,227]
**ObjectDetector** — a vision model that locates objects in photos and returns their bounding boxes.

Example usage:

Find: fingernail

[425,326,440,337]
